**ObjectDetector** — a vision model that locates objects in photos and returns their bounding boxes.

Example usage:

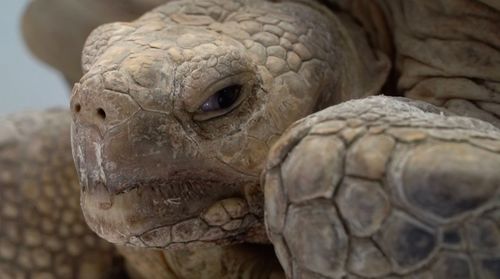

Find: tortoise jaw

[79,171,266,248]
[71,110,267,248]
[135,197,263,250]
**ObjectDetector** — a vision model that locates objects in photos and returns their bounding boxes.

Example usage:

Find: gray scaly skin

[2,0,500,278]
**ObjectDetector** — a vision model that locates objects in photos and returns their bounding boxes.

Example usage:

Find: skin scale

[1,0,500,278]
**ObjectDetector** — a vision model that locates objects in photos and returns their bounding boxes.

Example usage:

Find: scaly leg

[0,110,124,279]
[264,96,500,279]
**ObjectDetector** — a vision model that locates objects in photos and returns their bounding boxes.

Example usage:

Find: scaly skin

[0,110,283,279]
[0,110,123,278]
[3,0,500,278]
[70,0,388,250]
[264,96,500,278]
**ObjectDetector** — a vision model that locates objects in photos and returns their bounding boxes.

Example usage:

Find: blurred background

[0,0,68,116]
[0,0,167,116]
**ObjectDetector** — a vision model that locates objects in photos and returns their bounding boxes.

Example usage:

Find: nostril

[74,103,81,113]
[97,108,106,120]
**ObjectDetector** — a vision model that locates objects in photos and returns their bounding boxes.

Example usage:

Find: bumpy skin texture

[265,96,500,278]
[0,110,123,278]
[8,0,500,278]
[72,1,499,278]
[70,0,388,251]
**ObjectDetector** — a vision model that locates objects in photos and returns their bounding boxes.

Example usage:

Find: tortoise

[1,0,500,278]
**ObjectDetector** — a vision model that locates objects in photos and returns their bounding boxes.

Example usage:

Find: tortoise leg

[0,110,124,278]
[264,96,500,279]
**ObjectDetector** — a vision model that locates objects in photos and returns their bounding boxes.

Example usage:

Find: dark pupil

[216,85,241,109]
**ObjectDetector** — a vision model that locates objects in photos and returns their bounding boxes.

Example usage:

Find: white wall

[0,1,68,115]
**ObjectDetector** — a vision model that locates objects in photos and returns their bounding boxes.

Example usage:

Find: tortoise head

[70,0,388,249]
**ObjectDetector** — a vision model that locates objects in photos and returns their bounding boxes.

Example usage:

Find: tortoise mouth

[80,175,264,248]
[72,122,267,249]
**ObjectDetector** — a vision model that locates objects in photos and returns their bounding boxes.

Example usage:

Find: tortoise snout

[70,74,141,135]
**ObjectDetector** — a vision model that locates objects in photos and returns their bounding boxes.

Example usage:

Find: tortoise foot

[264,96,500,279]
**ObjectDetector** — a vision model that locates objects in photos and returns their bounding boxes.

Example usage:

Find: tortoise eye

[192,72,254,122]
[200,85,242,112]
